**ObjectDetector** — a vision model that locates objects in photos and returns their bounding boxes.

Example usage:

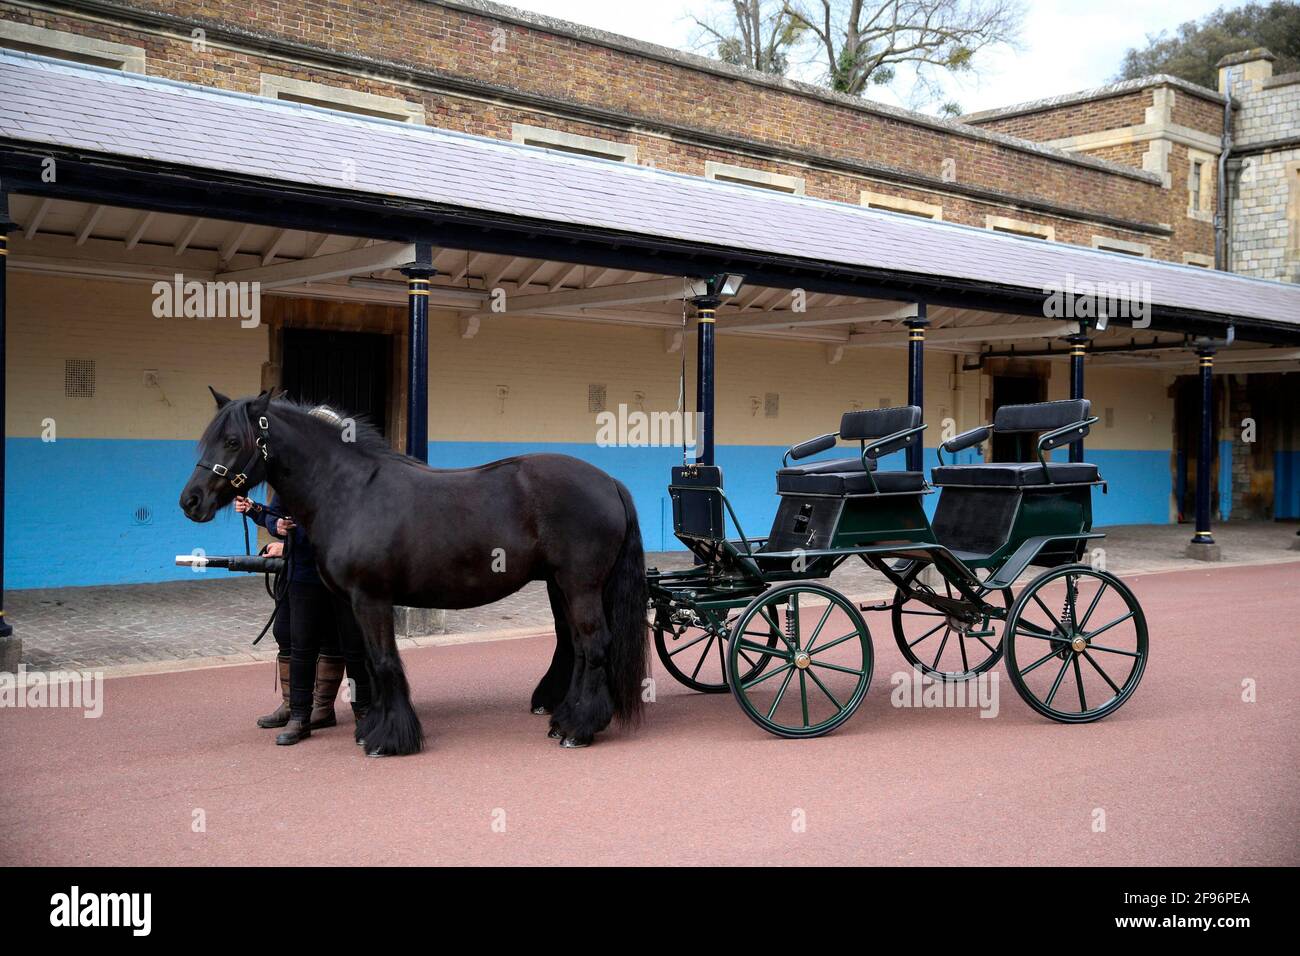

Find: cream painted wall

[5,273,266,439]
[1046,362,1174,450]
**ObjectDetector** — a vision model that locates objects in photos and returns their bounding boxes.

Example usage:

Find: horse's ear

[208,386,232,409]
[247,390,271,419]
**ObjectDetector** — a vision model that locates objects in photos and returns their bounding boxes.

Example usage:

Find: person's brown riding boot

[276,708,312,746]
[309,654,345,729]
[352,702,369,747]
[256,655,291,729]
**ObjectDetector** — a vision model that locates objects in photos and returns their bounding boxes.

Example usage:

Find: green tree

[692,0,808,75]
[1115,2,1300,88]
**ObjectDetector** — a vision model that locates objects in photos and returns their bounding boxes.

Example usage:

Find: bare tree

[782,0,1023,96]
[691,0,807,75]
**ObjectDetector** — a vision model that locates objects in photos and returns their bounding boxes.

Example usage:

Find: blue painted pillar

[905,303,928,473]
[1192,348,1216,548]
[401,242,435,463]
[0,196,12,640]
[1068,335,1087,463]
[694,295,719,467]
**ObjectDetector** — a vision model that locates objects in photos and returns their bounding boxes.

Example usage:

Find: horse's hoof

[560,736,589,749]
[531,705,551,716]
[547,727,563,739]
[366,747,390,758]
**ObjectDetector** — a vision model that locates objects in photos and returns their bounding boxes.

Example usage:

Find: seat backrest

[670,465,725,541]
[840,405,921,440]
[993,399,1090,434]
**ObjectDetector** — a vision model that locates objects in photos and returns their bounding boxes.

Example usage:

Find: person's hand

[276,517,296,536]
[265,542,284,557]
[233,496,253,514]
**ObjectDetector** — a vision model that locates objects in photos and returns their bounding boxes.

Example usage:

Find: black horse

[180,389,649,754]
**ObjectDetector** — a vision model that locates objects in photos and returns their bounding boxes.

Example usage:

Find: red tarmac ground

[2,562,1297,866]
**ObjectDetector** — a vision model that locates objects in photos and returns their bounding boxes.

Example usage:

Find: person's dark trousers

[275,580,341,745]
[256,596,293,729]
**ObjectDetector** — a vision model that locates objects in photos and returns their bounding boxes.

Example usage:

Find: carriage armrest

[936,425,990,466]
[862,423,927,464]
[1032,417,1099,483]
[1038,417,1097,453]
[783,432,838,466]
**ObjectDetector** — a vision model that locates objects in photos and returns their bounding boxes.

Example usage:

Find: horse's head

[179,387,273,522]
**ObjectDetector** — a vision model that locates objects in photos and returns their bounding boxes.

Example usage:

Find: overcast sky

[500,0,1249,115]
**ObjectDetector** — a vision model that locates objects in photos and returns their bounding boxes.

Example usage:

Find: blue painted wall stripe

[1276,450,1300,519]
[1218,439,1233,521]
[6,437,1174,589]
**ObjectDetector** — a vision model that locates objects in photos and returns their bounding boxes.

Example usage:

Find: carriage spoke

[798,671,810,727]
[666,629,713,657]
[716,632,727,680]
[907,621,947,648]
[1087,642,1141,658]
[804,602,835,654]
[760,606,793,649]
[1072,654,1087,712]
[931,628,951,670]
[971,631,998,654]
[1016,619,1057,638]
[805,667,843,712]
[766,667,797,719]
[689,635,716,681]
[1083,610,1136,642]
[1081,650,1123,695]
[1016,626,1064,641]
[811,659,866,677]
[1031,593,1064,631]
[742,662,793,690]
[1044,653,1073,707]
[809,632,861,655]
[958,631,970,672]
[736,638,791,660]
[1077,581,1109,632]
[1020,645,1064,676]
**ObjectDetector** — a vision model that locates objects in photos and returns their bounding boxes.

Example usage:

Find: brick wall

[0,0,1185,256]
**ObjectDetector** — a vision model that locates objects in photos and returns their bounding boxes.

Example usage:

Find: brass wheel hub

[794,650,812,670]
[1070,635,1088,653]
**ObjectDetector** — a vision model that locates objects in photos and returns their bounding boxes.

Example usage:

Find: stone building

[0,0,1297,595]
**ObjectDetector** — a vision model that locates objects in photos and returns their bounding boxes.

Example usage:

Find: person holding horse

[235,493,351,746]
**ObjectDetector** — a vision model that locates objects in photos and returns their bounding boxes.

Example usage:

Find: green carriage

[647,400,1149,738]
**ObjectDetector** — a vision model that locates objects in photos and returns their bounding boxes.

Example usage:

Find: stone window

[1183,253,1215,268]
[1091,236,1152,258]
[705,161,805,195]
[860,190,943,220]
[984,215,1055,241]
[1186,148,1215,222]
[511,124,638,163]
[259,75,425,123]
[0,21,144,72]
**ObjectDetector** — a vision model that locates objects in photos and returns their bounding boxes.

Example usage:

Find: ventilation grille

[132,505,153,526]
[588,383,607,413]
[64,358,96,398]
[764,392,780,418]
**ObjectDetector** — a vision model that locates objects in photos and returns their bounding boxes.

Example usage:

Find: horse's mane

[201,394,411,465]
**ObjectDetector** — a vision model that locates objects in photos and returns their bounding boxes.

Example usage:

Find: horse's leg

[350,594,424,757]
[531,580,575,716]
[548,584,615,748]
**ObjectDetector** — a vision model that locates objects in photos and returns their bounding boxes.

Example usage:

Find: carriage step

[859,601,892,613]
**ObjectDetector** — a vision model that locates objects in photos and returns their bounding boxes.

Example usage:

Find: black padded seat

[931,461,1099,487]
[779,455,876,476]
[777,469,925,495]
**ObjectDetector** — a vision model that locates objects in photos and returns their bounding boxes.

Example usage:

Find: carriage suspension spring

[785,604,798,647]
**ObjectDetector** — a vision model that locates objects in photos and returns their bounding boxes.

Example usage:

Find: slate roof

[1,49,1297,328]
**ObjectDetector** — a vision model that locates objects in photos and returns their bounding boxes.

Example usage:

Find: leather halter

[197,413,271,490]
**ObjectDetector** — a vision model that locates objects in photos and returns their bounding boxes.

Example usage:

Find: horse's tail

[603,479,650,724]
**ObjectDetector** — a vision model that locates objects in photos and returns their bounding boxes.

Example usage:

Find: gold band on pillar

[697,308,716,324]
[0,234,8,256]
[908,330,925,341]
[1199,357,1214,368]
[408,277,430,297]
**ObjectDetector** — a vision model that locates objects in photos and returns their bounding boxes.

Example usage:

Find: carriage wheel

[727,583,873,739]
[654,609,778,694]
[1004,565,1148,723]
[891,576,1012,681]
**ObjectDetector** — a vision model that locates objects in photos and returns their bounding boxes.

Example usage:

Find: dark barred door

[281,328,391,437]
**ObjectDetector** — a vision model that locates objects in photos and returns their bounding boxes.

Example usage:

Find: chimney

[1217,48,1275,93]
